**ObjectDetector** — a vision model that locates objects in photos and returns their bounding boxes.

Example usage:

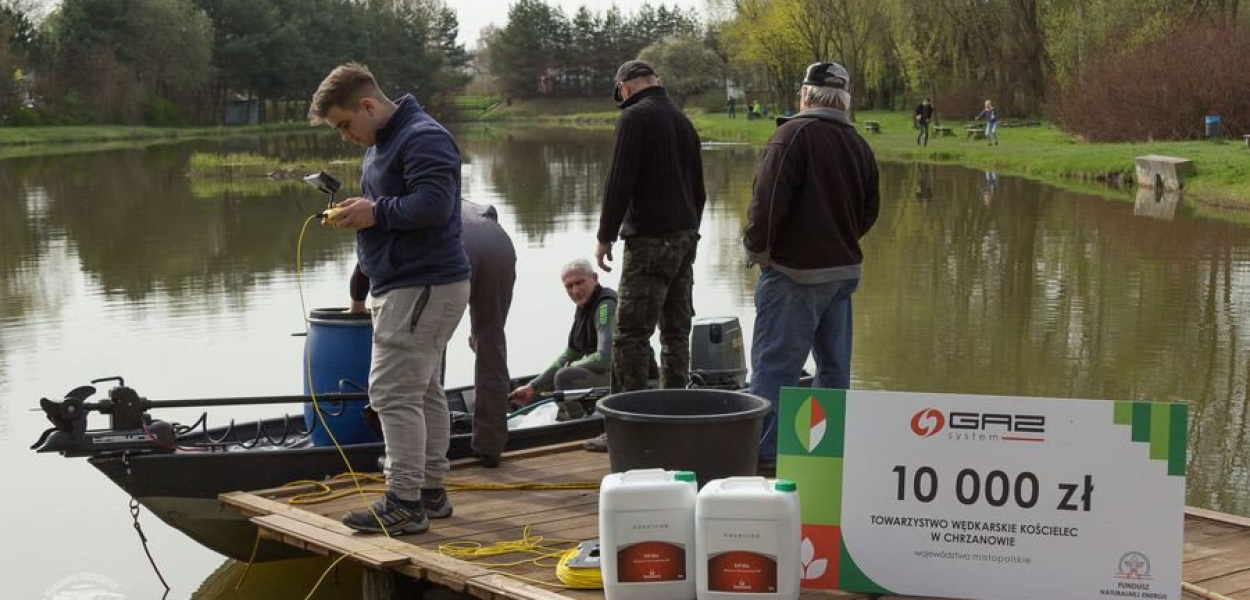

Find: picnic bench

[934,125,955,137]
[864,120,881,134]
[965,125,985,140]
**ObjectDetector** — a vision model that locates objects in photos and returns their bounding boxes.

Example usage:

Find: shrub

[142,97,185,127]
[1056,25,1250,142]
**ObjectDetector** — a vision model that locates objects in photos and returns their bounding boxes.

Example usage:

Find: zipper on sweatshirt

[408,287,432,334]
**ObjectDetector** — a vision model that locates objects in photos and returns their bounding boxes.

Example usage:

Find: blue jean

[985,121,999,144]
[748,268,859,464]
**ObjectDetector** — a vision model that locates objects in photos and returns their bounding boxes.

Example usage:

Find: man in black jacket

[592,60,706,451]
[914,97,935,147]
[743,62,880,469]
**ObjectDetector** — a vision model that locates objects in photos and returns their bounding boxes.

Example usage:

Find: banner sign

[778,388,1187,600]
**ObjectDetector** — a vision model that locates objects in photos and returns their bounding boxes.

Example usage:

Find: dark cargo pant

[612,230,699,392]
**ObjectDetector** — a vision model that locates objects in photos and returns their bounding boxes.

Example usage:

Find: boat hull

[89,414,604,561]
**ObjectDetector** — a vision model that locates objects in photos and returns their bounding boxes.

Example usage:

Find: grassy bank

[466,98,1249,216]
[693,110,1250,211]
[0,121,310,147]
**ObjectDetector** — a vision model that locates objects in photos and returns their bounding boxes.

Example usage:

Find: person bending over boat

[311,62,469,536]
[508,258,614,423]
[352,199,517,469]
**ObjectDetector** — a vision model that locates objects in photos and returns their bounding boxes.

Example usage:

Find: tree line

[480,0,703,101]
[0,0,469,125]
[485,0,1247,137]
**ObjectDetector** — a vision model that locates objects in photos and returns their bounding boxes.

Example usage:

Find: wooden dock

[221,441,1250,600]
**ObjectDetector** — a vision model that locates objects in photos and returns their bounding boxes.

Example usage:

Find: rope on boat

[280,471,599,505]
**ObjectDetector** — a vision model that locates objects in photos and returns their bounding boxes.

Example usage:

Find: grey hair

[560,257,596,277]
[801,84,851,110]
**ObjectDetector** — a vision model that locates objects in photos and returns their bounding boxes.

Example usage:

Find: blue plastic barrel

[303,308,379,446]
[1205,115,1222,139]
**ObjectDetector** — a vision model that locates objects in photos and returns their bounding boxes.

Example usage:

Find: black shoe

[342,492,428,535]
[421,488,454,518]
[473,451,501,468]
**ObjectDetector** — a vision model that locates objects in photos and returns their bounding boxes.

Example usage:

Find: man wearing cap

[743,62,880,470]
[592,59,706,452]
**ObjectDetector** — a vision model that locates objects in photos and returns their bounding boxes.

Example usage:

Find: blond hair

[308,63,380,125]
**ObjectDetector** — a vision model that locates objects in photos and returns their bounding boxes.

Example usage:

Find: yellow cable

[555,547,604,589]
[295,216,390,537]
[302,552,356,600]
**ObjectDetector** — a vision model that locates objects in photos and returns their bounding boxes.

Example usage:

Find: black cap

[614,60,656,102]
[802,62,850,91]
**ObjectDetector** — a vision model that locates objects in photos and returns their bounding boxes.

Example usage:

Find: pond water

[1,126,1246,599]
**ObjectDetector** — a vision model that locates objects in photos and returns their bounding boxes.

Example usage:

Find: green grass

[188,152,359,179]
[690,109,1250,216]
[0,121,311,147]
[470,96,620,123]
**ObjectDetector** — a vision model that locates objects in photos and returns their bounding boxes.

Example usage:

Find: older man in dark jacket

[592,59,706,452]
[743,62,880,469]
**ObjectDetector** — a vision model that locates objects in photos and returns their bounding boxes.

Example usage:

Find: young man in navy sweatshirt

[310,63,469,535]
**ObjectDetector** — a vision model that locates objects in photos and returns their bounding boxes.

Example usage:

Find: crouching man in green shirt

[508,258,614,421]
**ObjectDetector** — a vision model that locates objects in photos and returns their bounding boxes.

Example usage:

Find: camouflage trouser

[612,230,699,392]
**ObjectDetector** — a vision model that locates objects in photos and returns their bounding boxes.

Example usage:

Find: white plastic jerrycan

[696,477,801,600]
[599,468,698,600]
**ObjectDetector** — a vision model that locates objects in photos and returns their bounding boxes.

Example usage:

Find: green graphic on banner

[779,387,845,458]
[778,454,842,525]
[1113,401,1188,476]
[838,540,892,594]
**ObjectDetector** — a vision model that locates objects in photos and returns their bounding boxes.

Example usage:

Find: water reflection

[1,128,1248,599]
[1135,186,1183,221]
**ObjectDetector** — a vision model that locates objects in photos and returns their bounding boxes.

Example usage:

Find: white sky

[450,0,708,48]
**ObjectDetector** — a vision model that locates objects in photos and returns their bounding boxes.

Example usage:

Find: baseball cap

[614,60,656,102]
[802,62,850,91]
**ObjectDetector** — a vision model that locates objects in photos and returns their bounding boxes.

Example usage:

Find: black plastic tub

[596,389,771,486]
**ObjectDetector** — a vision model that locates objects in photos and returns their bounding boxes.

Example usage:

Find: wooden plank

[1193,568,1250,596]
[366,537,496,591]
[254,448,606,500]
[251,514,409,569]
[1187,533,1250,565]
[1189,508,1250,530]
[466,573,575,600]
[1187,518,1250,543]
[1182,581,1245,600]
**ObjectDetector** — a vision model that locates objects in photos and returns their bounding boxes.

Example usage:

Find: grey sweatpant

[369,280,470,501]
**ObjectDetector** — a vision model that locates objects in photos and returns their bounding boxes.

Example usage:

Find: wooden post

[363,569,396,600]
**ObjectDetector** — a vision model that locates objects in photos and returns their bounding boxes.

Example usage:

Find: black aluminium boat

[31,377,611,562]
[31,317,753,562]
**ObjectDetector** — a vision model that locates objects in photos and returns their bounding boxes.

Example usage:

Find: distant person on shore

[727,97,737,119]
[311,62,469,535]
[975,99,999,146]
[753,99,763,119]
[508,259,614,421]
[742,61,880,471]
[914,98,934,147]
[594,59,706,452]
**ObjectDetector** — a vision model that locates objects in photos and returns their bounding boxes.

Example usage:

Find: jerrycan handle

[719,476,770,490]
[619,468,674,483]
